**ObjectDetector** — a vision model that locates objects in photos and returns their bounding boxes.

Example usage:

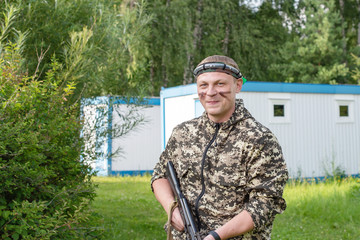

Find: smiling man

[151,55,288,240]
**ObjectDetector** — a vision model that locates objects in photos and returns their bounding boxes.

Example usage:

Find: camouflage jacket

[151,99,288,239]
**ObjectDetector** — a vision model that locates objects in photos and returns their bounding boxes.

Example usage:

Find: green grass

[272,178,360,239]
[90,175,167,239]
[91,176,360,240]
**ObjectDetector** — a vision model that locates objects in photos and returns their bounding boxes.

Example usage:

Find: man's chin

[205,110,222,118]
[204,107,220,114]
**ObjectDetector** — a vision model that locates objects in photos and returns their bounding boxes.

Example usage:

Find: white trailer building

[81,96,161,176]
[161,81,360,179]
[82,81,360,178]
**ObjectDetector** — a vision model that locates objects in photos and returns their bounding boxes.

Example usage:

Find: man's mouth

[206,100,219,105]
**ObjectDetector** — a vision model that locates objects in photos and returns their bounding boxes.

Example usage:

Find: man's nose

[207,85,217,96]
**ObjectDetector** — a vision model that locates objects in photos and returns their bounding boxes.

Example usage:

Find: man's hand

[202,210,254,240]
[152,179,186,232]
[170,207,185,231]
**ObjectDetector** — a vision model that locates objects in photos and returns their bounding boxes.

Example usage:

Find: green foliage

[0,0,153,99]
[0,9,100,239]
[335,0,360,53]
[351,53,360,84]
[146,0,193,90]
[230,1,291,82]
[87,0,153,97]
[5,0,98,77]
[1,0,359,98]
[271,0,350,84]
[145,0,359,88]
[0,198,100,240]
[147,0,290,88]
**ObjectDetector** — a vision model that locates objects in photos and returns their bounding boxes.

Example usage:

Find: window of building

[274,104,285,117]
[335,95,354,123]
[339,105,349,117]
[268,93,291,124]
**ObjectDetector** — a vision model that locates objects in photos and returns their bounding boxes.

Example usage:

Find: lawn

[91,176,360,240]
[272,178,360,239]
[90,175,167,239]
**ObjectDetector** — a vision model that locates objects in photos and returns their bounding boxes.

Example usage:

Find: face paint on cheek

[198,91,231,98]
[219,91,231,97]
[198,92,206,98]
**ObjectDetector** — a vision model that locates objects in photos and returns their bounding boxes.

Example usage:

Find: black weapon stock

[166,161,202,240]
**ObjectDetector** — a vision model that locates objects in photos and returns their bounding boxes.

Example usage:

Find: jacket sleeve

[150,126,180,191]
[243,132,288,232]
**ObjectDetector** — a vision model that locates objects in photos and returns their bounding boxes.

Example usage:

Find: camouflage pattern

[151,99,288,239]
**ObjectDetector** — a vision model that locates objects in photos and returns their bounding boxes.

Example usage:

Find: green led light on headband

[193,62,247,84]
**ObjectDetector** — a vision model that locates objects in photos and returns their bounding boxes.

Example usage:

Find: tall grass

[91,176,360,240]
[272,178,360,239]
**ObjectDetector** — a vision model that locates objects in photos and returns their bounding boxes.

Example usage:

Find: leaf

[2,210,11,219]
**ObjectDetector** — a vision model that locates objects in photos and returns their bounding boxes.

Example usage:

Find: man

[151,55,288,240]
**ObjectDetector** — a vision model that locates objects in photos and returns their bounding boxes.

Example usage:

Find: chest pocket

[206,155,248,213]
[215,166,247,188]
[217,169,246,187]
[213,152,247,188]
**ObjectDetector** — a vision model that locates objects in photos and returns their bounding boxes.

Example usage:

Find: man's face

[197,72,243,123]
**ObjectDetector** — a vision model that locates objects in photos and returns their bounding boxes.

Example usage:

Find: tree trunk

[162,54,168,88]
[162,0,171,88]
[150,63,155,94]
[222,17,230,55]
[358,21,360,47]
[183,0,203,85]
[357,0,360,46]
[339,0,347,65]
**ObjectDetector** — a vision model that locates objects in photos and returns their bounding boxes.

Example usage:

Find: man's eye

[218,82,224,86]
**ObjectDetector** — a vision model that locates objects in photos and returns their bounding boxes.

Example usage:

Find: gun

[166,161,202,240]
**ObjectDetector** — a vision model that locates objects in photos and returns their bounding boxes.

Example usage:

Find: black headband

[193,62,247,83]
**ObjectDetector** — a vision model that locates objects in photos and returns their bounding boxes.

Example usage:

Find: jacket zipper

[194,123,220,230]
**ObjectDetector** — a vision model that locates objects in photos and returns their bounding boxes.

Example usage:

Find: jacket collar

[201,99,252,130]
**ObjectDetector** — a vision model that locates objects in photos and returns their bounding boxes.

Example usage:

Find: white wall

[111,104,161,173]
[164,94,198,144]
[81,97,161,176]
[240,92,360,178]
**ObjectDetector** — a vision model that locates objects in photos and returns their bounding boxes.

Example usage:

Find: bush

[0,29,99,240]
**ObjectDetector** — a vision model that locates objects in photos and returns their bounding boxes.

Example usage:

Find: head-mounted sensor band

[193,62,247,83]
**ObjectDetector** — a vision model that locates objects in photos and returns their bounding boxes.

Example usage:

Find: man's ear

[236,78,243,93]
